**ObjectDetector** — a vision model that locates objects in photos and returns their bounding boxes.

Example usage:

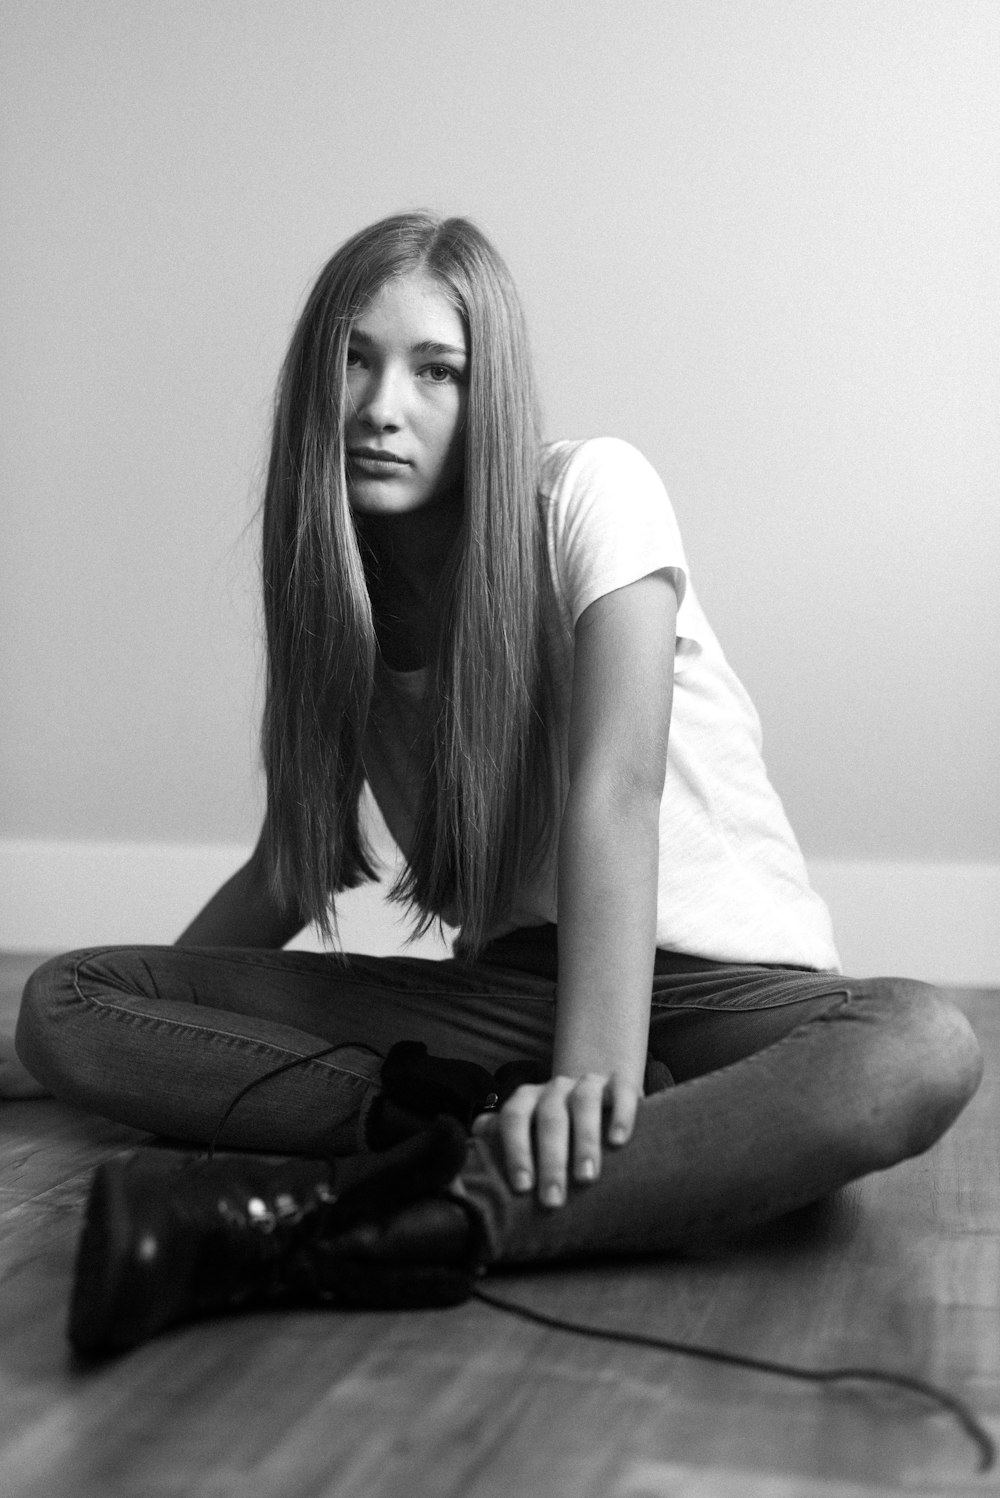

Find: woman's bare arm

[485,571,677,1203]
[176,832,306,948]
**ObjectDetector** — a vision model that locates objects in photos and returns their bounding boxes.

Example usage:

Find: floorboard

[1,954,997,1496]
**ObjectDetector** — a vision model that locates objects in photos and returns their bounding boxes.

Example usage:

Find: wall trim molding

[1,839,997,985]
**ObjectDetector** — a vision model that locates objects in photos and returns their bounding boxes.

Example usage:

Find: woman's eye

[345,348,364,368]
[422,364,459,383]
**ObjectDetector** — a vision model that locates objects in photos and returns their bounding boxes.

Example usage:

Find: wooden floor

[1,953,998,1498]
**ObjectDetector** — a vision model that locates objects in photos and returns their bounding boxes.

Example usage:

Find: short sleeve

[544,437,689,626]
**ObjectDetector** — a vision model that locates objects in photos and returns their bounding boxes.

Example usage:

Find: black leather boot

[68,1117,485,1360]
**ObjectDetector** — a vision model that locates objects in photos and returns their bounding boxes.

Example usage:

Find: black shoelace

[206,1046,995,1475]
[471,1285,994,1474]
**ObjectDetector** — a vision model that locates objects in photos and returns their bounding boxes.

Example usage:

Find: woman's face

[344,271,469,515]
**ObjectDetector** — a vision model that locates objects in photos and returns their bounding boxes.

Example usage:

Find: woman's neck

[356,489,463,670]
[355,489,463,596]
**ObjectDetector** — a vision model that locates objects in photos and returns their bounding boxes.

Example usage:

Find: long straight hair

[260,212,553,955]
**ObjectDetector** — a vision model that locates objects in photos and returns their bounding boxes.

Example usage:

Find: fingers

[480,1074,641,1209]
[605,1074,640,1148]
[533,1078,576,1207]
[567,1073,606,1184]
[493,1080,567,1201]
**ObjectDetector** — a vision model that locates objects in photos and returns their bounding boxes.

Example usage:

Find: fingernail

[608,1125,627,1145]
[577,1158,596,1181]
[542,1182,564,1207]
[513,1170,533,1193]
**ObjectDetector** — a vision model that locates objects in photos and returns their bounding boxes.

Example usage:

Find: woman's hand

[473,1073,640,1207]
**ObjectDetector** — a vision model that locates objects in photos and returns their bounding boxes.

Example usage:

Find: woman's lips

[348,450,411,477]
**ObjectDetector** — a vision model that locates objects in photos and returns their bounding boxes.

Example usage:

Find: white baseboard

[1,839,997,985]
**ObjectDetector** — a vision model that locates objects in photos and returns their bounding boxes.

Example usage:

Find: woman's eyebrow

[349,329,466,359]
[411,340,467,359]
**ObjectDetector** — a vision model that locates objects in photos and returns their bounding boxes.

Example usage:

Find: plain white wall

[2,1,998,872]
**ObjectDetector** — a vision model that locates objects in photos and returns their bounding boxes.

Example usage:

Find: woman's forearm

[175,848,305,948]
[553,776,660,1087]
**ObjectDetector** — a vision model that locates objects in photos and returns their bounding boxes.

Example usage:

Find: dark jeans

[16,927,983,1265]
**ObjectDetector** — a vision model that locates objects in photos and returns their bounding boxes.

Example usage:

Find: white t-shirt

[362,437,840,972]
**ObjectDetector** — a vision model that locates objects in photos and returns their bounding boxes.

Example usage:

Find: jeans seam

[155,947,551,1006]
[69,954,378,1085]
[650,986,849,1016]
[647,986,854,1098]
[649,976,852,1014]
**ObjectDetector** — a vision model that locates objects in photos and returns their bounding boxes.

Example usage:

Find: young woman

[14,212,983,1354]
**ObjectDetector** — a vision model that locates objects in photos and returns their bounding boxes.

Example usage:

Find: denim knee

[847,977,983,1167]
[15,949,92,1102]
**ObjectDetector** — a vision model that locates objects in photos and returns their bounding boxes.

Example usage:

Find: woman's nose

[357,366,404,430]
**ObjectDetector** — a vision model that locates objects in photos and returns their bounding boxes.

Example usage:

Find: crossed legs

[16,947,983,1264]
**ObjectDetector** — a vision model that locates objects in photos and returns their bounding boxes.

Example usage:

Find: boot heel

[68,1160,195,1358]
